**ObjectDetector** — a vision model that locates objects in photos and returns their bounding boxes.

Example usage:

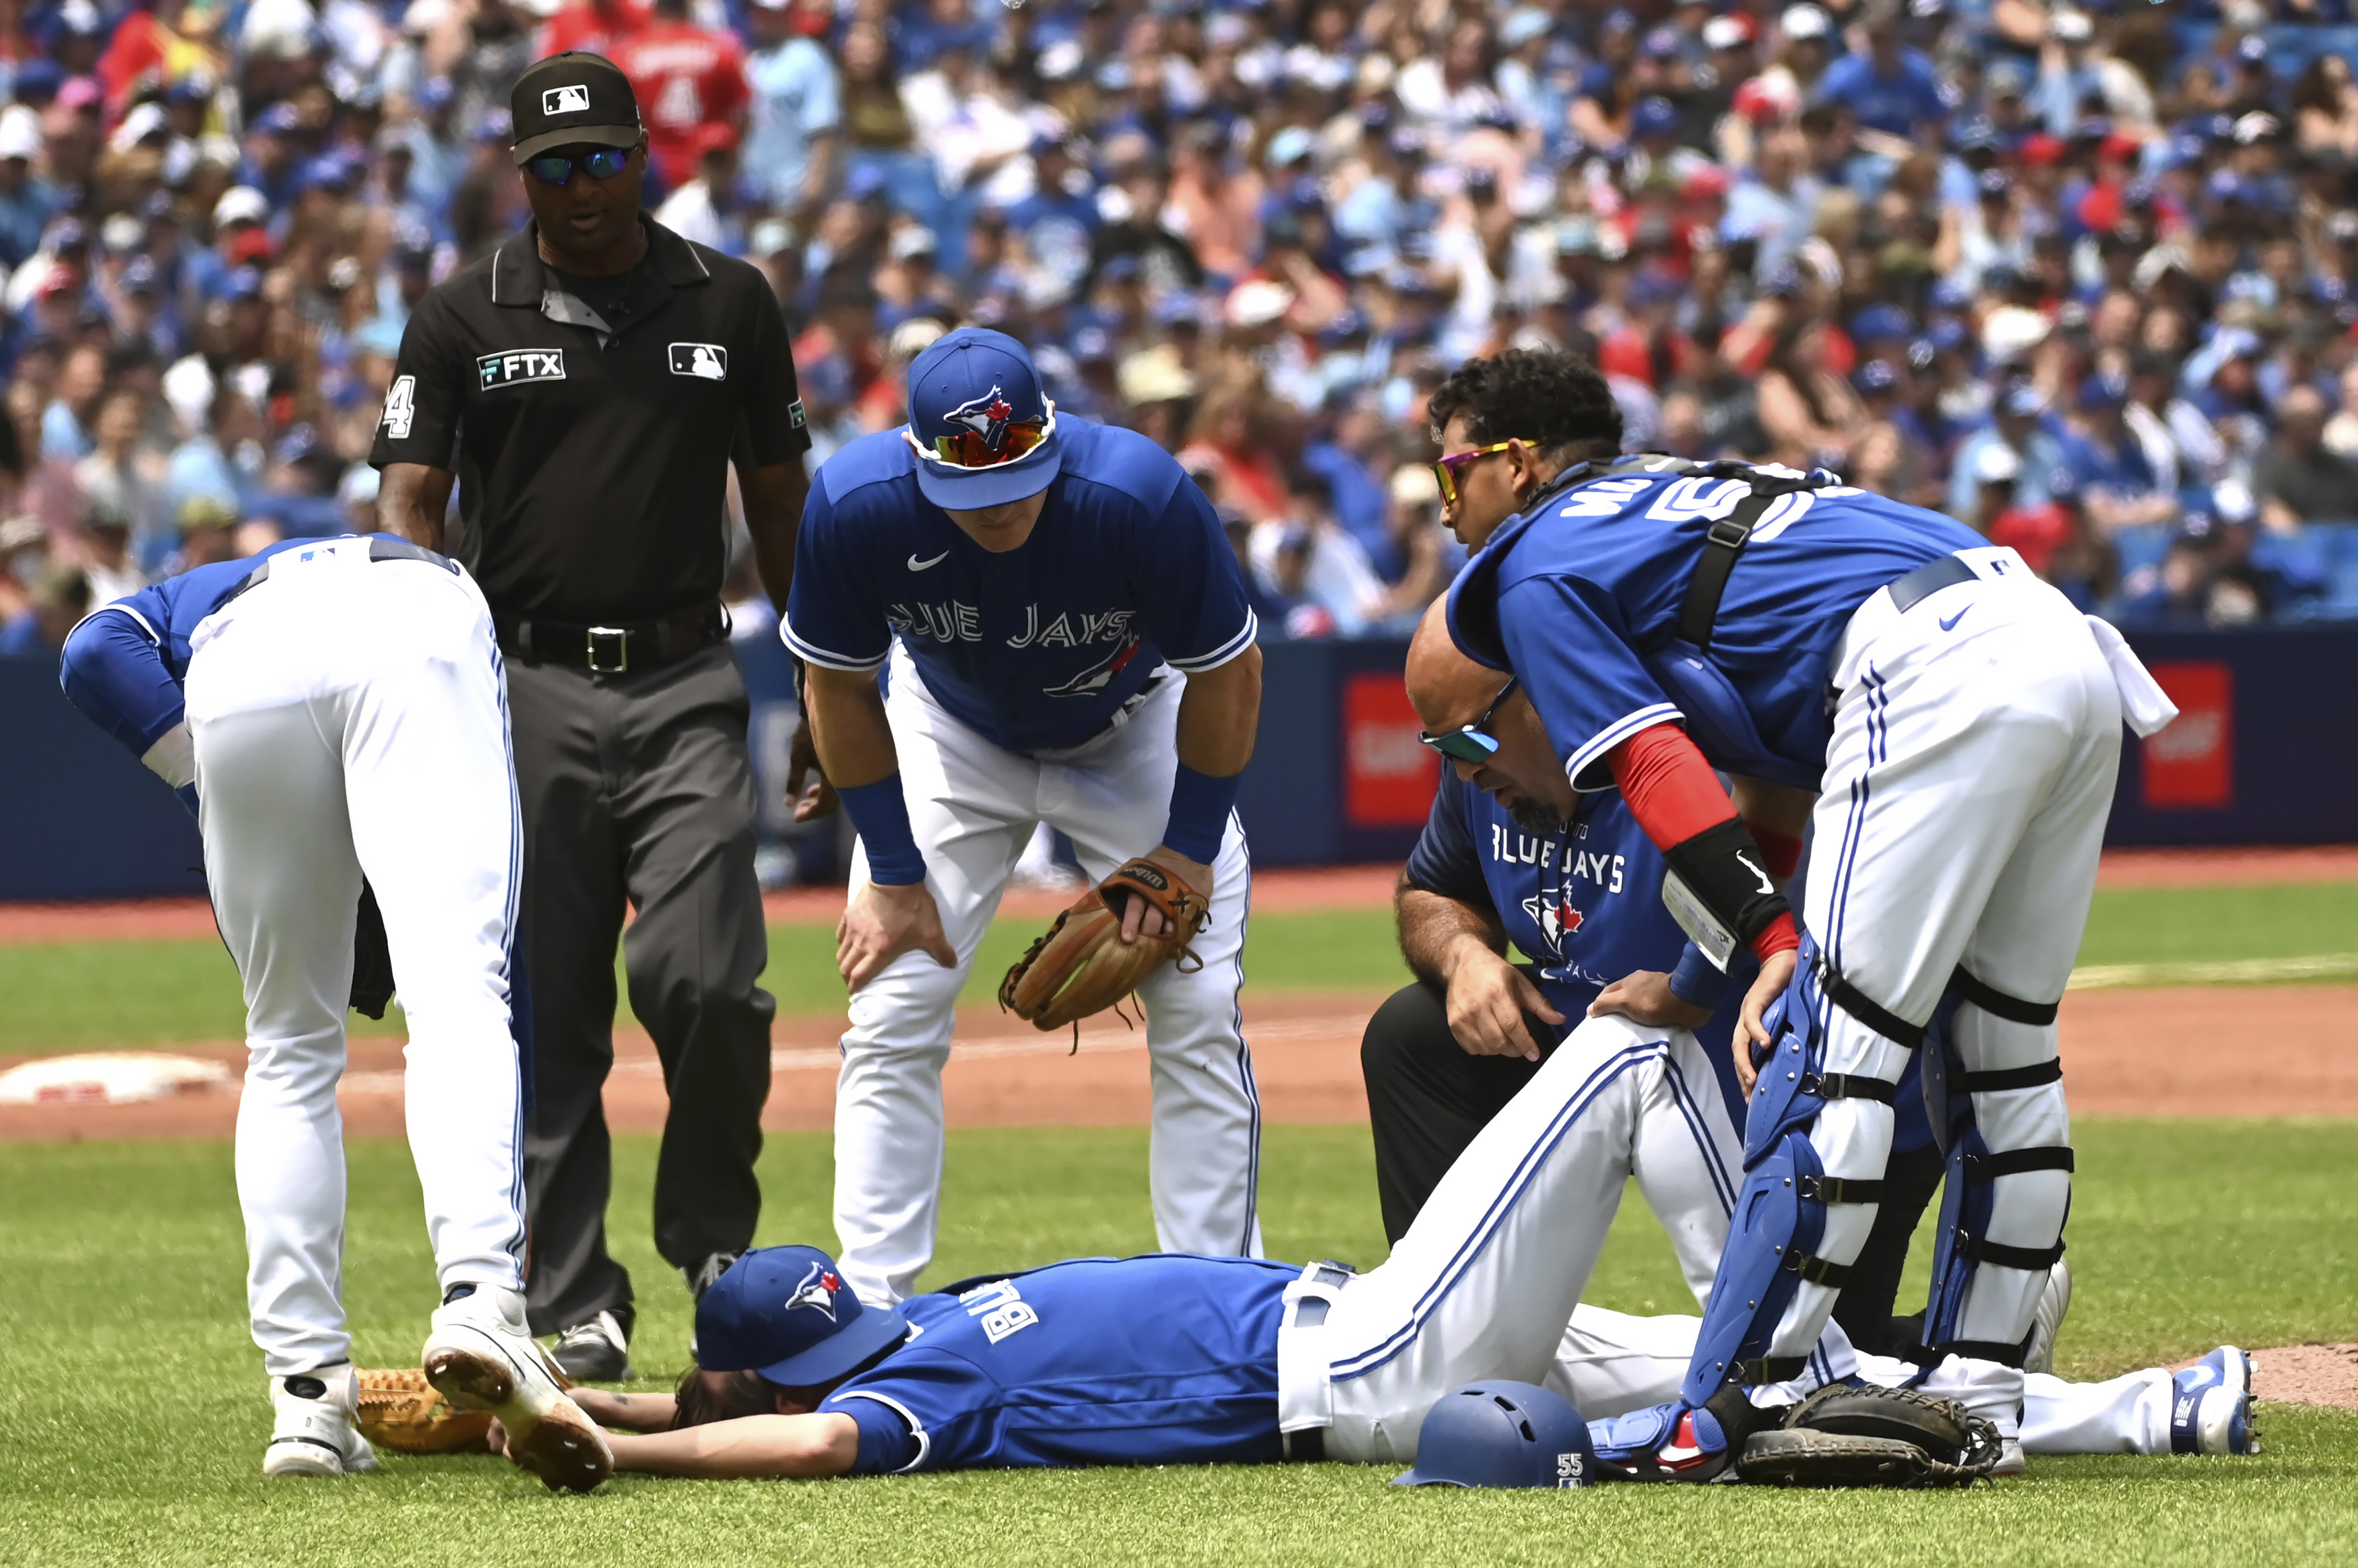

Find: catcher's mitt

[354,1368,495,1455]
[1736,1385,2004,1489]
[999,858,1211,1033]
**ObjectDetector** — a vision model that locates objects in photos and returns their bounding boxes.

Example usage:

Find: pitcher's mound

[2256,1344,2358,1413]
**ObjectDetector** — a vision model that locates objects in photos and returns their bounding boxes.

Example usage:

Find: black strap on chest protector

[1676,467,1835,652]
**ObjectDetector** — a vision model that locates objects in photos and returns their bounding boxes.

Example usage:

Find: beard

[1507,797,1569,836]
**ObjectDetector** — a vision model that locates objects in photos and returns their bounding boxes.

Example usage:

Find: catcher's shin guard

[1682,936,1905,1407]
[1917,970,2072,1367]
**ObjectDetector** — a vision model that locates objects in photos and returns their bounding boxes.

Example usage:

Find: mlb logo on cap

[509,53,643,164]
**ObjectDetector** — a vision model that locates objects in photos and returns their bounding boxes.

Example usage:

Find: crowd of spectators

[4,0,2358,656]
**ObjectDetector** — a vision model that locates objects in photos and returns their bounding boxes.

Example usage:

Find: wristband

[1750,910,1800,962]
[1668,942,1732,1011]
[1163,762,1240,864]
[838,775,927,886]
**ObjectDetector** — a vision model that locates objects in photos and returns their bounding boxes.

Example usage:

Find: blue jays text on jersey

[815,1254,1299,1474]
[782,416,1256,755]
[1403,773,1750,1123]
[1444,463,1985,792]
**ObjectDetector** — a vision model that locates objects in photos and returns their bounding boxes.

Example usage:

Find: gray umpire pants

[505,641,775,1335]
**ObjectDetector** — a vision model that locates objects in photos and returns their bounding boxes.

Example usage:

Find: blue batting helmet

[1392,1382,1597,1489]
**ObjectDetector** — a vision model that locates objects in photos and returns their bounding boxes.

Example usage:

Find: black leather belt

[1888,553,1980,614]
[495,604,727,674]
[222,534,457,606]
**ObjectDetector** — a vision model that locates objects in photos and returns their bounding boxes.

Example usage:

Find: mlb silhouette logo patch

[542,85,592,115]
[668,343,728,380]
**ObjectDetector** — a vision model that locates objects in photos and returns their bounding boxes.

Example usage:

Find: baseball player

[535,1000,1810,1478]
[784,327,1265,1307]
[1432,347,2177,1476]
[1389,618,2254,1465]
[58,533,610,1491]
[491,1058,2248,1482]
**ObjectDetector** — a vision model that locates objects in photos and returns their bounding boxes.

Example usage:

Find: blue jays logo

[1520,894,1583,954]
[943,383,1019,453]
[1044,632,1143,698]
[785,1262,841,1322]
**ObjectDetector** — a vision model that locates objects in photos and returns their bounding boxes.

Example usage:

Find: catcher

[784,328,1266,1307]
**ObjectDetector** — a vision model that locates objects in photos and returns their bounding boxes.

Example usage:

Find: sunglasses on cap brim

[524,146,634,187]
[1419,678,1519,764]
[901,403,1059,471]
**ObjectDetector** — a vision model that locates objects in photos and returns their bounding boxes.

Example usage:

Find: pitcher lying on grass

[457,1024,2252,1482]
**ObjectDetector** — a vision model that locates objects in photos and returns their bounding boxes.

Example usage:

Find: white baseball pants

[185,543,527,1377]
[1551,1310,2187,1454]
[1289,1014,1854,1464]
[834,644,1261,1307]
[1744,547,2142,1432]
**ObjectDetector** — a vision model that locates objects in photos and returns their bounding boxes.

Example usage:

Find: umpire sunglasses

[524,146,634,187]
[1419,678,1519,764]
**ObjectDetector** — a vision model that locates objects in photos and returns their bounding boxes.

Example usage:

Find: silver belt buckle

[587,626,629,674]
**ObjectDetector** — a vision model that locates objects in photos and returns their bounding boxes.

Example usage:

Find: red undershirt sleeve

[1607,723,1800,962]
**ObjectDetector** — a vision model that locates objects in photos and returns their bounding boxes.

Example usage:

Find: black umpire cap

[509,53,643,166]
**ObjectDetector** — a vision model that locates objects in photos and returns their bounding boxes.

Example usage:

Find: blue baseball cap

[695,1246,910,1386]
[1393,1382,1596,1489]
[904,327,1066,509]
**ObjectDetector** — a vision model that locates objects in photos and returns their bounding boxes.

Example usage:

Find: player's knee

[1971,1080,2070,1154]
[1361,982,1448,1080]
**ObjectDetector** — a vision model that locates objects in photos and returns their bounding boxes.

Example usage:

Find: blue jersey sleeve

[829,1390,926,1474]
[820,1346,1000,1474]
[782,478,891,673]
[1403,778,1494,911]
[59,599,186,758]
[1135,472,1256,673]
[1493,575,1682,793]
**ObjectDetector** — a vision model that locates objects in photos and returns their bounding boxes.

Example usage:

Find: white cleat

[2024,1257,2072,1376]
[422,1284,613,1492]
[263,1365,379,1478]
[1992,1438,2027,1477]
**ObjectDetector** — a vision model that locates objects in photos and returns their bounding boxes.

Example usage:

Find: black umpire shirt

[369,216,810,623]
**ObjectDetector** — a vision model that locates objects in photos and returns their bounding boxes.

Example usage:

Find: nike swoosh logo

[1940,606,1971,632]
[1735,852,1775,894]
[907,550,949,571]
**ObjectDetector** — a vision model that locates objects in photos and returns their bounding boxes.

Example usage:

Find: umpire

[372,52,812,1379]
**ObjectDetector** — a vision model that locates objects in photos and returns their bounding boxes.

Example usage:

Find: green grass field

[3,1121,2354,1567]
[5,880,2357,1054]
[3,876,2355,1565]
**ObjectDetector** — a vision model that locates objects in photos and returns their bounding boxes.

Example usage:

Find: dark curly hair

[1426,348,1624,462]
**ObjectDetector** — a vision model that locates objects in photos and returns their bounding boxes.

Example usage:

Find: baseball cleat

[424,1284,613,1492]
[2023,1257,2072,1376]
[2171,1348,2259,1456]
[550,1308,634,1383]
[1991,1438,2026,1476]
[263,1365,379,1478]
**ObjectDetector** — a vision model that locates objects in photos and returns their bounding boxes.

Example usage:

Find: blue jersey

[782,419,1256,755]
[1404,778,1751,1123]
[57,535,391,769]
[1446,465,1982,791]
[819,1255,1296,1474]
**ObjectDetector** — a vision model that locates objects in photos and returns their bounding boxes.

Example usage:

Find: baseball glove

[1736,1385,2004,1489]
[353,1368,495,1455]
[999,858,1211,1033]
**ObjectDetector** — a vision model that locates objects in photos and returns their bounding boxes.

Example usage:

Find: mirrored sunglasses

[1432,441,1516,507]
[1419,678,1519,764]
[525,147,633,187]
